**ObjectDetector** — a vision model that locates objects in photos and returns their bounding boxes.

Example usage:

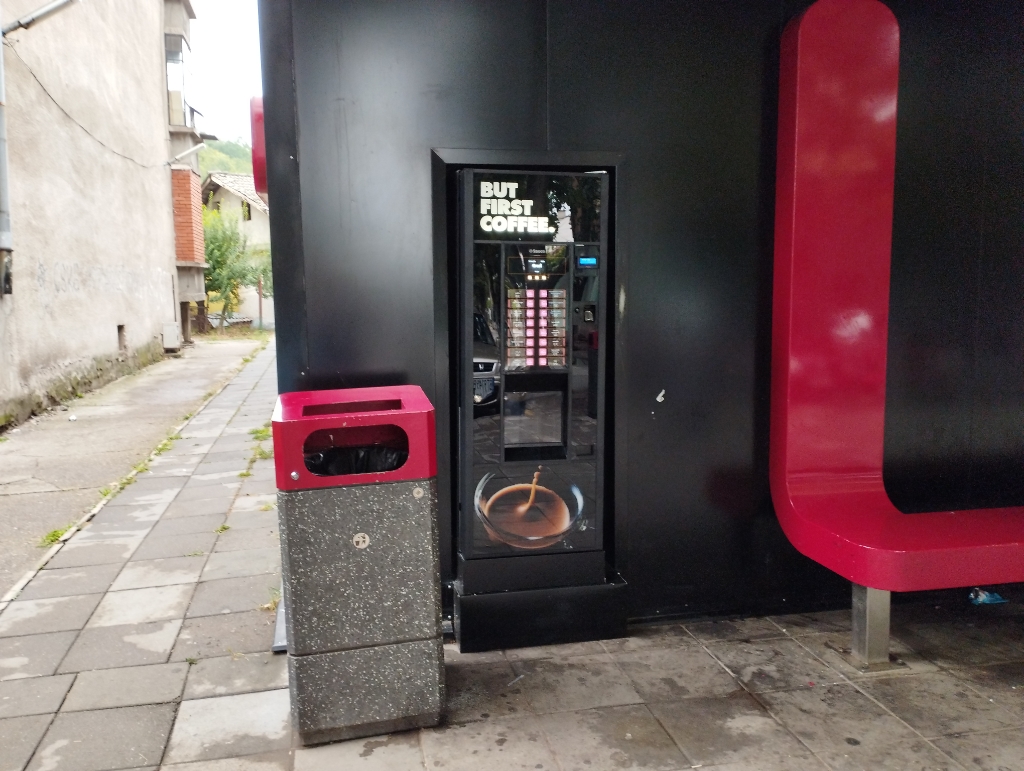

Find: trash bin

[272,385,443,745]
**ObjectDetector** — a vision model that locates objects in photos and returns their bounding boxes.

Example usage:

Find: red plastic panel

[272,385,436,491]
[250,97,267,195]
[770,0,1024,591]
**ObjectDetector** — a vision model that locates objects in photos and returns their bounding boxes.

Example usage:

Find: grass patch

[250,423,272,442]
[214,524,230,534]
[238,470,252,478]
[196,326,272,342]
[39,523,75,547]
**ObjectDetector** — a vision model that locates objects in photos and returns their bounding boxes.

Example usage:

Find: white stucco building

[0,0,206,426]
[201,172,274,327]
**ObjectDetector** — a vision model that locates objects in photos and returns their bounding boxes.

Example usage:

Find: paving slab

[223,510,278,531]
[174,484,242,504]
[27,703,175,771]
[61,662,188,711]
[599,623,694,654]
[183,652,287,699]
[131,532,219,561]
[503,640,604,662]
[419,714,556,771]
[164,689,291,764]
[18,565,121,601]
[200,549,280,583]
[162,752,293,771]
[760,683,958,770]
[858,671,1022,738]
[89,502,170,526]
[0,714,52,771]
[150,515,228,538]
[509,653,643,714]
[543,703,690,771]
[649,690,811,768]
[212,528,280,554]
[44,537,143,569]
[0,674,74,718]
[170,611,276,661]
[934,727,1024,771]
[86,585,193,628]
[892,617,1024,668]
[58,620,182,673]
[0,631,77,681]
[770,609,853,635]
[704,637,844,693]
[164,498,236,520]
[293,733,422,771]
[615,644,741,702]
[947,661,1024,722]
[186,576,280,618]
[684,617,786,643]
[444,659,531,724]
[110,557,207,591]
[0,595,102,638]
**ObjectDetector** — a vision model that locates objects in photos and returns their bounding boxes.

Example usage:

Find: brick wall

[171,167,204,263]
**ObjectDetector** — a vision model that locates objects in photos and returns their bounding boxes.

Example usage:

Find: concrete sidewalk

[2,336,1023,771]
[1,340,285,771]
[0,337,266,595]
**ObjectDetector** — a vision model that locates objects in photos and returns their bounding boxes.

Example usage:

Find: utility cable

[4,39,163,169]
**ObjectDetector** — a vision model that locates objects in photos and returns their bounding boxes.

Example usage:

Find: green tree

[203,204,258,327]
[199,139,253,178]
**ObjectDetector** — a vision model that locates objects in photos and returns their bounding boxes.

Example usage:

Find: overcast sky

[189,0,263,144]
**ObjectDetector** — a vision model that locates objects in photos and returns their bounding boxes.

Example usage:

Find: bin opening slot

[302,399,403,417]
[303,425,409,476]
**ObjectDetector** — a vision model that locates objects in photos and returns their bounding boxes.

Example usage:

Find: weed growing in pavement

[185,551,204,557]
[185,657,198,665]
[259,502,276,511]
[253,444,273,460]
[133,461,149,475]
[238,469,252,478]
[0,436,7,443]
[170,433,182,440]
[214,524,230,534]
[250,423,272,442]
[99,486,112,497]
[259,587,282,613]
[39,523,76,547]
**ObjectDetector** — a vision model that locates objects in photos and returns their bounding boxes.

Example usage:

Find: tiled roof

[203,172,269,215]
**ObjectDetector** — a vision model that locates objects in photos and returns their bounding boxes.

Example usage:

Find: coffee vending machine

[454,169,625,651]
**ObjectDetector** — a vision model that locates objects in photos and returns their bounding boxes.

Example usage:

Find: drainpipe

[0,0,78,294]
[0,6,12,292]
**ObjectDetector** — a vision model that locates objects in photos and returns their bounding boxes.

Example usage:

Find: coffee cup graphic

[474,467,585,549]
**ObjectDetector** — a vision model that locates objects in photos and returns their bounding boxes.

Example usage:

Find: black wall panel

[884,1,1024,512]
[262,0,1024,620]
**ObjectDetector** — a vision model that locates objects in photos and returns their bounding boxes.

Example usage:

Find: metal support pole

[0,4,15,294]
[851,584,890,666]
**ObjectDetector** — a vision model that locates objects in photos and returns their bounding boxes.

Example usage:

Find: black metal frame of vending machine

[454,168,626,652]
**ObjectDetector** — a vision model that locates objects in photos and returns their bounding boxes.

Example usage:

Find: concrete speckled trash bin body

[272,386,443,745]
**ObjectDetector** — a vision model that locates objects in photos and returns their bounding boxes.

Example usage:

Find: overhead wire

[4,38,164,169]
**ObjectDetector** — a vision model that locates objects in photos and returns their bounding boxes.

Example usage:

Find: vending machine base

[454,576,627,653]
